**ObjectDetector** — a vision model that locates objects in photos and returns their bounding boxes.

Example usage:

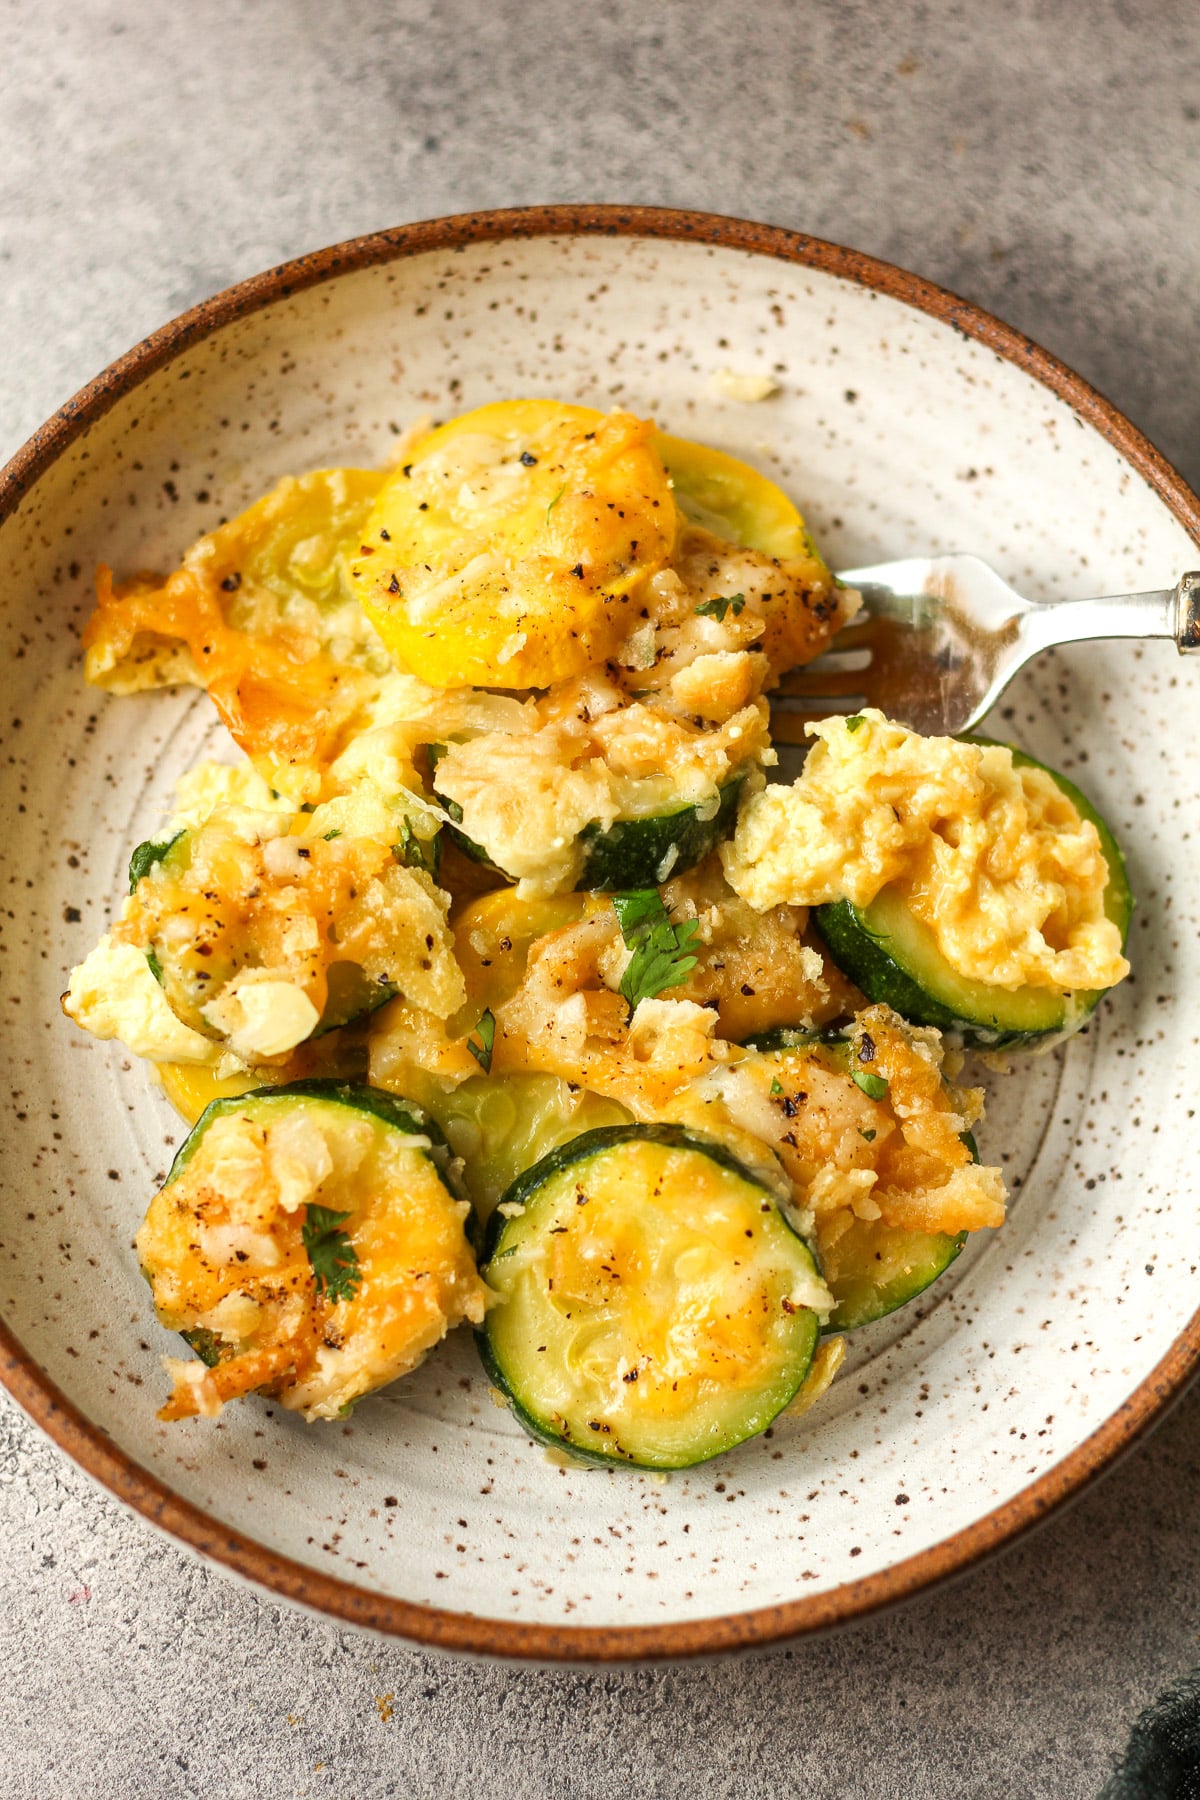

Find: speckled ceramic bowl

[2,207,1198,1662]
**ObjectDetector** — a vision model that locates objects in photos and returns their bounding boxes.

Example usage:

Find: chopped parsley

[128,830,184,894]
[612,889,700,1007]
[302,1204,362,1304]
[851,1069,889,1100]
[694,592,746,622]
[859,1126,877,1143]
[393,817,439,876]
[323,828,342,841]
[769,1078,784,1096]
[468,1008,496,1073]
[844,714,867,733]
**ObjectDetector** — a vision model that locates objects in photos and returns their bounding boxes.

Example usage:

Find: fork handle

[1019,573,1200,654]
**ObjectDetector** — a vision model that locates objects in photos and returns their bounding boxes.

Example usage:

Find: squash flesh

[353,401,677,688]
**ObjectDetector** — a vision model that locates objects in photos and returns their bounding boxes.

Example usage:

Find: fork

[771,555,1200,742]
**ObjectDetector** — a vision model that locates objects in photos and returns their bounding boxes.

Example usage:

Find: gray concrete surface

[2,2,1198,1794]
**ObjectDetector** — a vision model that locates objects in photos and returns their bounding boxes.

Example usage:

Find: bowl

[2,205,1198,1661]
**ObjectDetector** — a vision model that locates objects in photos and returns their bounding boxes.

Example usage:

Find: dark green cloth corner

[1101,1671,1200,1799]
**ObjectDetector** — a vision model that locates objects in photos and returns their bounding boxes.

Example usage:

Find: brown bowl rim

[2,203,1198,1663]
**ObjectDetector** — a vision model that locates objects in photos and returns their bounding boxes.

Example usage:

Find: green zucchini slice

[479,1122,827,1470]
[816,1216,965,1333]
[740,1026,978,1331]
[427,1071,633,1224]
[814,748,1133,1050]
[578,771,747,892]
[126,805,453,1055]
[139,1079,486,1421]
[436,770,749,894]
[310,963,397,1037]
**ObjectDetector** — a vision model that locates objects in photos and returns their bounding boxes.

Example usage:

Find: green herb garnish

[128,830,184,894]
[468,1008,496,1073]
[613,889,700,1007]
[546,484,567,524]
[859,1126,877,1143]
[145,948,163,985]
[323,828,342,841]
[694,592,746,622]
[769,1078,784,1096]
[844,714,867,733]
[393,817,439,876]
[302,1204,362,1304]
[851,1069,889,1100]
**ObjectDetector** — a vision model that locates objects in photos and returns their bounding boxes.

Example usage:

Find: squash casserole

[63,400,1131,1468]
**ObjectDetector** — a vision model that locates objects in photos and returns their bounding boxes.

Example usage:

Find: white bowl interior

[1,231,1196,1634]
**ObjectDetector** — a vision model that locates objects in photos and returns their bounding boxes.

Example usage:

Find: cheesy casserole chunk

[721,709,1129,995]
[59,398,1131,1448]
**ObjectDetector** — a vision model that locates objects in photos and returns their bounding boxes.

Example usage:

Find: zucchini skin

[822,1223,966,1333]
[480,1120,768,1259]
[474,1317,617,1470]
[479,1122,823,1470]
[813,900,980,1036]
[814,745,1133,1051]
[164,1078,449,1186]
[739,1030,976,1331]
[437,771,748,893]
[434,798,498,872]
[310,970,398,1039]
[578,772,747,893]
[740,1025,848,1054]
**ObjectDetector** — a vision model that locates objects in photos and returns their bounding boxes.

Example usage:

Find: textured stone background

[3,2,1199,1794]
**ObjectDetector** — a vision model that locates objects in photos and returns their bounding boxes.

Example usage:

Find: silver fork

[771,555,1200,742]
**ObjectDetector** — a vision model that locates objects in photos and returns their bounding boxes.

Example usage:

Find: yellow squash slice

[352,400,677,688]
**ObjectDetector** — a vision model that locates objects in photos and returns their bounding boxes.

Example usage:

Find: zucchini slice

[816,1216,966,1334]
[814,749,1133,1050]
[480,1122,828,1470]
[124,800,457,1060]
[437,769,750,894]
[578,771,747,892]
[429,1071,632,1224]
[137,1079,487,1422]
[740,1025,982,1331]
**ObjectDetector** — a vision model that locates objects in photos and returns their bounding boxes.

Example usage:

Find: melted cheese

[137,1099,488,1422]
[62,936,227,1067]
[667,1004,1005,1240]
[352,401,677,689]
[722,710,1128,994]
